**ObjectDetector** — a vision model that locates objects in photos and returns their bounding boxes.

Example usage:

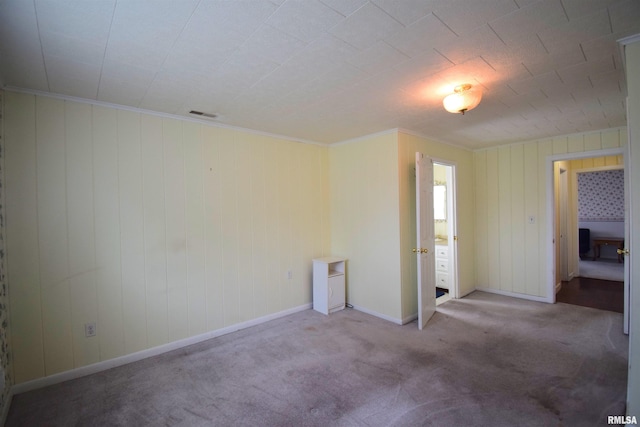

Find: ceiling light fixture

[442,84,482,115]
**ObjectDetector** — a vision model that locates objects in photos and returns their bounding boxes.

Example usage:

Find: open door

[623,136,631,334]
[416,152,436,330]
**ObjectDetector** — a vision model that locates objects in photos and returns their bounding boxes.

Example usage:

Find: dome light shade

[443,84,482,114]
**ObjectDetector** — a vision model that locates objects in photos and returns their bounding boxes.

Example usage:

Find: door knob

[421,248,429,254]
[617,248,630,255]
[412,248,418,253]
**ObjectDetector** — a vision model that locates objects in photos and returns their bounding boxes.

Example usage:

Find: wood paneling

[141,114,168,348]
[474,128,624,299]
[486,149,500,292]
[117,110,147,354]
[523,142,539,295]
[510,145,525,294]
[184,122,207,336]
[474,151,488,288]
[498,147,512,292]
[36,96,73,375]
[5,92,45,383]
[4,93,329,383]
[92,106,124,361]
[65,102,99,368]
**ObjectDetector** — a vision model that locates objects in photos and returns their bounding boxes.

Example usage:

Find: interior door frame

[432,158,459,299]
[571,164,624,280]
[546,147,628,333]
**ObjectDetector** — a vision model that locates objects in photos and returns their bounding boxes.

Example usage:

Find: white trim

[432,160,459,300]
[555,282,562,294]
[12,303,311,395]
[402,313,418,325]
[2,87,326,147]
[350,304,403,325]
[618,34,640,79]
[547,147,625,303]
[458,288,476,298]
[475,287,553,303]
[619,34,640,46]
[547,147,624,162]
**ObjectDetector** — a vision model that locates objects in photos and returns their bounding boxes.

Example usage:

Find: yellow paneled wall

[397,132,475,320]
[474,128,627,299]
[4,92,330,384]
[328,132,403,321]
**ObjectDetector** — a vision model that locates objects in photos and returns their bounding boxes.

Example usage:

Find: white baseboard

[12,303,311,395]
[402,313,418,325]
[475,287,553,303]
[458,287,476,298]
[349,304,403,325]
[555,282,563,294]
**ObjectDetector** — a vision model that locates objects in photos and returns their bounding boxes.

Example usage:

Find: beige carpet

[6,291,629,426]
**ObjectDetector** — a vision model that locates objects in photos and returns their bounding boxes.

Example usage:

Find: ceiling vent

[189,110,218,119]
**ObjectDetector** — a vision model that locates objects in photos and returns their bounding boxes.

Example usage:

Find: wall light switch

[528,215,536,224]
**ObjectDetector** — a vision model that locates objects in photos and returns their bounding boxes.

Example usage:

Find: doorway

[414,155,459,326]
[433,162,458,304]
[551,151,628,326]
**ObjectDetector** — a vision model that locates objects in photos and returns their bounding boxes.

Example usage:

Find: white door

[416,152,436,330]
[624,137,631,334]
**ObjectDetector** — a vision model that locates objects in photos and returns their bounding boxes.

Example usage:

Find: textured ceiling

[1,0,639,148]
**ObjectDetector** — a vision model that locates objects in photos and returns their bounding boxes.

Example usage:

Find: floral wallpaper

[0,89,11,417]
[578,169,624,221]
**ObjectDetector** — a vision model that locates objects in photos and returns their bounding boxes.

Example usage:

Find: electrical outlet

[287,270,292,280]
[528,215,536,224]
[85,322,96,337]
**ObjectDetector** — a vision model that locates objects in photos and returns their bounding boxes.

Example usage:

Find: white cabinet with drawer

[435,245,449,290]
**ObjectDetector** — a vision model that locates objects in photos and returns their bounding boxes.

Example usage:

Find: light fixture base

[453,84,472,93]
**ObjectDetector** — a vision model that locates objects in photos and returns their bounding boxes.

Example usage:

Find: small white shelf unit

[313,257,346,315]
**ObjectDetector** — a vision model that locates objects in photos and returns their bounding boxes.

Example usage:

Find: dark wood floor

[556,276,624,313]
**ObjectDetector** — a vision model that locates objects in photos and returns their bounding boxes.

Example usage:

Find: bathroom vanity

[435,241,449,290]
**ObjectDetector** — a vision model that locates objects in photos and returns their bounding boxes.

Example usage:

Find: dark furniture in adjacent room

[579,228,590,259]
